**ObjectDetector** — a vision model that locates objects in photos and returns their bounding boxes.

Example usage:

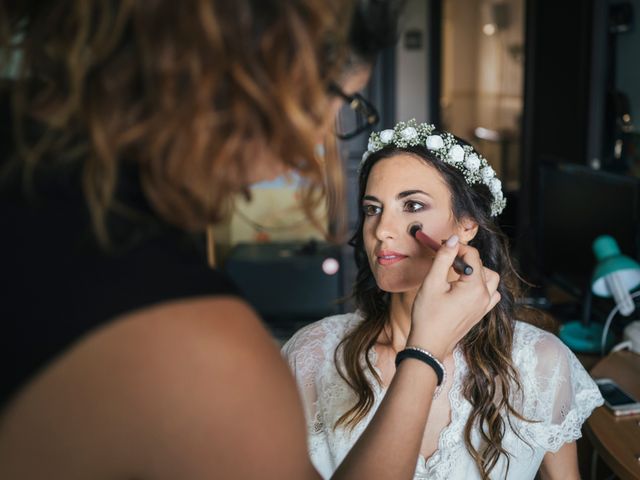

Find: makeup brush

[408,224,473,276]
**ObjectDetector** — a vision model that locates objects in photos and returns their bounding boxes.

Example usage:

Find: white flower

[367,138,375,151]
[465,153,481,172]
[448,144,465,164]
[425,135,444,150]
[480,166,495,183]
[362,150,371,162]
[400,127,418,140]
[379,129,395,144]
[489,177,502,194]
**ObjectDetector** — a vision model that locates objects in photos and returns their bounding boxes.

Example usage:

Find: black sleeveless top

[0,160,239,408]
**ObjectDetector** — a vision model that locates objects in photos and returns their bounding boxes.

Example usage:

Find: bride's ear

[456,217,478,244]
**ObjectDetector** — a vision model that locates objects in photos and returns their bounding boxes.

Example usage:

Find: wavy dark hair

[0,0,404,244]
[335,141,547,479]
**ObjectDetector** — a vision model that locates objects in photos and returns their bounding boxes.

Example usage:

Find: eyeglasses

[329,83,380,140]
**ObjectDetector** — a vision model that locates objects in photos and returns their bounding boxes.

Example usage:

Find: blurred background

[220,0,640,347]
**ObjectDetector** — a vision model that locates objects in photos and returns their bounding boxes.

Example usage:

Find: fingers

[483,266,500,293]
[454,243,484,283]
[426,235,462,288]
[452,245,502,313]
[482,266,501,313]
[427,238,502,311]
[487,290,502,312]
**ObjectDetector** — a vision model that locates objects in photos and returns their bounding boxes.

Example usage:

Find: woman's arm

[0,297,320,480]
[539,442,580,480]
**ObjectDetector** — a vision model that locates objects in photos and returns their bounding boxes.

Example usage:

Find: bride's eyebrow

[363,191,434,203]
[397,190,433,200]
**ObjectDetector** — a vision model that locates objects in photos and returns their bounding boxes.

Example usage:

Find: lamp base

[559,321,615,354]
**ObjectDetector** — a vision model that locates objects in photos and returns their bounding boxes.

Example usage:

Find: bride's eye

[404,200,426,213]
[362,204,381,216]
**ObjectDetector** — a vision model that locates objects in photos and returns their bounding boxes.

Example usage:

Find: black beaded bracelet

[395,347,445,386]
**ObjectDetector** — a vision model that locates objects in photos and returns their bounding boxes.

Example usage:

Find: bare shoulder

[113,295,282,364]
[0,296,318,480]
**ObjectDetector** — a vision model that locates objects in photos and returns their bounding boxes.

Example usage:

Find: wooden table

[586,351,640,480]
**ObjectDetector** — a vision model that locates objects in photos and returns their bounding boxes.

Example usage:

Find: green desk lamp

[560,235,640,353]
[591,235,640,316]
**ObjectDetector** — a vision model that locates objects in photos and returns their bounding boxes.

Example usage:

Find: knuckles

[460,245,482,263]
[486,270,500,284]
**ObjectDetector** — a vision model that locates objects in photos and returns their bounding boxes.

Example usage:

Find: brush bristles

[409,224,421,238]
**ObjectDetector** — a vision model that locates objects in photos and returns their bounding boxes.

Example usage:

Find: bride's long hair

[335,144,545,479]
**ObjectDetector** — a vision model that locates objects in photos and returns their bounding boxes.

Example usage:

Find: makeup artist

[283,120,603,480]
[2,2,495,478]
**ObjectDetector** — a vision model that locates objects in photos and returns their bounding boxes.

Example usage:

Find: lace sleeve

[282,319,348,480]
[522,330,604,452]
[281,322,330,436]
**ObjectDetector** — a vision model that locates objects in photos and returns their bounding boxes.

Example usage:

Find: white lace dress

[282,312,603,479]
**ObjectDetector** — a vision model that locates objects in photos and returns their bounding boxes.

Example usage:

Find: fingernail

[446,235,459,247]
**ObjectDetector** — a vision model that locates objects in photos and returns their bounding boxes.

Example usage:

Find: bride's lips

[376,250,408,266]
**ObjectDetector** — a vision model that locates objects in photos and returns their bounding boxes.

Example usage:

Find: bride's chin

[374,278,417,294]
[372,269,427,294]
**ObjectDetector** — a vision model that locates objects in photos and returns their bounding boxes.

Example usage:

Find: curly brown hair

[1,0,363,242]
[335,144,549,479]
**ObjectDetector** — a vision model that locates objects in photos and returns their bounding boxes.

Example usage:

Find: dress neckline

[368,345,468,472]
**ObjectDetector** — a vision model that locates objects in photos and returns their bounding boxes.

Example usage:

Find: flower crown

[360,119,506,217]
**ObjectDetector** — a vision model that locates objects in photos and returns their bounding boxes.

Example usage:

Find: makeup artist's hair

[335,143,548,479]
[0,0,403,244]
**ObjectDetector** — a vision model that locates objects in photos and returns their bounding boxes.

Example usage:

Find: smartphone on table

[595,378,640,416]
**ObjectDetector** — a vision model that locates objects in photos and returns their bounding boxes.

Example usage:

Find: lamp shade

[592,236,640,297]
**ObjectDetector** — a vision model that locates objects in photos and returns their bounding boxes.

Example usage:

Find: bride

[283,120,603,480]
